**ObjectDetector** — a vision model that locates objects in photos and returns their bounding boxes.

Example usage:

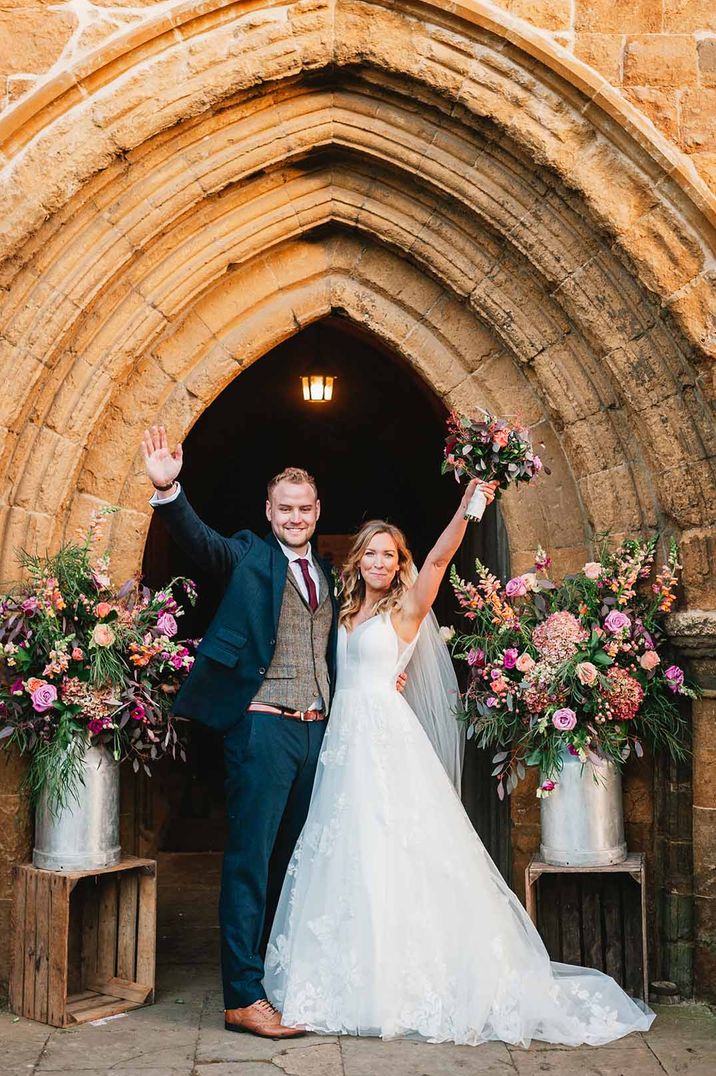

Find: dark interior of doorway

[142,316,511,878]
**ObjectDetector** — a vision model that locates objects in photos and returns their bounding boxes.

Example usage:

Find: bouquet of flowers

[442,410,546,521]
[449,536,694,799]
[0,508,196,813]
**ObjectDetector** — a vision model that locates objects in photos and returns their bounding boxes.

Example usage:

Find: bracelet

[152,480,176,492]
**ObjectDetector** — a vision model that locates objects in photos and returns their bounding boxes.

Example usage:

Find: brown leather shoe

[224,998,306,1039]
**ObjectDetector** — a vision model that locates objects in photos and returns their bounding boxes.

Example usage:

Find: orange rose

[26,677,47,694]
[95,602,112,619]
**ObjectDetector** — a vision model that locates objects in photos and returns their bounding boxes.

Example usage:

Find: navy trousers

[220,711,326,1009]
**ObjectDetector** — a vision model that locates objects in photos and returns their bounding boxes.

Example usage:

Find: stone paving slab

[2,969,715,1076]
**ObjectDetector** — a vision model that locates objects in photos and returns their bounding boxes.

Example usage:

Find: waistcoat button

[259,667,266,674]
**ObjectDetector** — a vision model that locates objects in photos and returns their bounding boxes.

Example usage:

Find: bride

[264,479,654,1047]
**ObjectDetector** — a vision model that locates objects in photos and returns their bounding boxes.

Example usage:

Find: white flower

[439,625,456,642]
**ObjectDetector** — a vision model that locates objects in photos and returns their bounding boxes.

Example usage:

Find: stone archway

[0,0,714,997]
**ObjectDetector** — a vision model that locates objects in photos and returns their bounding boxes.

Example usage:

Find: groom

[142,426,337,1038]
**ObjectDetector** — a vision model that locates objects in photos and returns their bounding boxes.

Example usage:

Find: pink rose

[604,610,631,634]
[505,576,528,598]
[575,661,598,686]
[92,623,115,648]
[665,665,684,691]
[71,647,84,661]
[552,707,577,731]
[31,683,57,713]
[639,650,660,671]
[157,612,178,638]
[583,562,603,580]
[502,648,519,669]
[467,648,484,667]
[95,602,112,619]
[515,653,535,673]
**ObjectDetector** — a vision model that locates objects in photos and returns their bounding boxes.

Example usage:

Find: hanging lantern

[301,374,335,402]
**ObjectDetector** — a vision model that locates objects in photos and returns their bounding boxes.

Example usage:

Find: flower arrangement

[450,536,694,799]
[442,410,547,520]
[0,508,196,813]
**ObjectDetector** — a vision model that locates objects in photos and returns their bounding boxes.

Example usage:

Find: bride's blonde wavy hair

[339,521,415,627]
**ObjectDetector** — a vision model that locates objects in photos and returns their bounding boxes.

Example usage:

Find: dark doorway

[142,316,511,876]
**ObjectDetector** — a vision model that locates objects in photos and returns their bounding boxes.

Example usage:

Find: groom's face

[266,480,320,551]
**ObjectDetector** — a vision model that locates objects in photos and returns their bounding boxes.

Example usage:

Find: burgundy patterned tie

[297,558,319,612]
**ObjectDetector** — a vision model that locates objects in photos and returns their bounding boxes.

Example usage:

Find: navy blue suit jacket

[153,489,339,733]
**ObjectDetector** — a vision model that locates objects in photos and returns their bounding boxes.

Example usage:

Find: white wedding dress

[264,612,654,1046]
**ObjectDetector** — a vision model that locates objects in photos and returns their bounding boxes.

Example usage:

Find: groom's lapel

[263,532,289,630]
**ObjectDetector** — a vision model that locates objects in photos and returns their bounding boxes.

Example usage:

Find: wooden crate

[525,853,648,1001]
[9,856,156,1027]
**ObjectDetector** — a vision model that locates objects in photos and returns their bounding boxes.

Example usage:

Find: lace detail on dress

[264,614,654,1047]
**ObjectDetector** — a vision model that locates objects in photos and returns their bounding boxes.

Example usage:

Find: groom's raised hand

[141,424,183,496]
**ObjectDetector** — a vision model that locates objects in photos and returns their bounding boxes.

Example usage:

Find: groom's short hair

[267,467,318,499]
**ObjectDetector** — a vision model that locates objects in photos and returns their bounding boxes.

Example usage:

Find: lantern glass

[301,374,335,402]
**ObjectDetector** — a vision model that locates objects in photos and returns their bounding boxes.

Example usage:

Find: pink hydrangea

[532,611,588,662]
[605,667,644,720]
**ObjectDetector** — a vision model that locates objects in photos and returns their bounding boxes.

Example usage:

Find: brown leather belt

[247,702,326,722]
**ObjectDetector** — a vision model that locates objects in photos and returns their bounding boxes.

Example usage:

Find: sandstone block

[693,807,716,899]
[575,0,661,33]
[681,88,716,149]
[624,35,698,87]
[495,0,572,32]
[0,9,74,77]
[574,33,625,83]
[624,87,680,141]
[698,38,716,85]
[664,0,716,32]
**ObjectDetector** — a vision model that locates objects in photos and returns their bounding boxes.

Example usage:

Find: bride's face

[360,533,399,592]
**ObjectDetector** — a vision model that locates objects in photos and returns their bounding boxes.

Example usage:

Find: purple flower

[490,667,503,680]
[130,702,146,722]
[505,576,527,598]
[10,678,24,696]
[467,648,484,667]
[665,665,685,692]
[88,717,107,735]
[503,648,519,669]
[567,744,580,757]
[21,597,39,616]
[170,654,184,670]
[532,455,543,474]
[604,610,631,634]
[486,696,498,708]
[157,612,178,638]
[31,684,57,713]
[551,707,577,731]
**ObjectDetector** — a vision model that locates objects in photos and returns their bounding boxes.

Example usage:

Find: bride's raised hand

[460,477,499,513]
[141,424,183,489]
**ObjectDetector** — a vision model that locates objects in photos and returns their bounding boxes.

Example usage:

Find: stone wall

[1,1,715,194]
[0,0,714,999]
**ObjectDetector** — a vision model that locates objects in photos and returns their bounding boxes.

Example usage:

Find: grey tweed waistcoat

[252,565,332,711]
